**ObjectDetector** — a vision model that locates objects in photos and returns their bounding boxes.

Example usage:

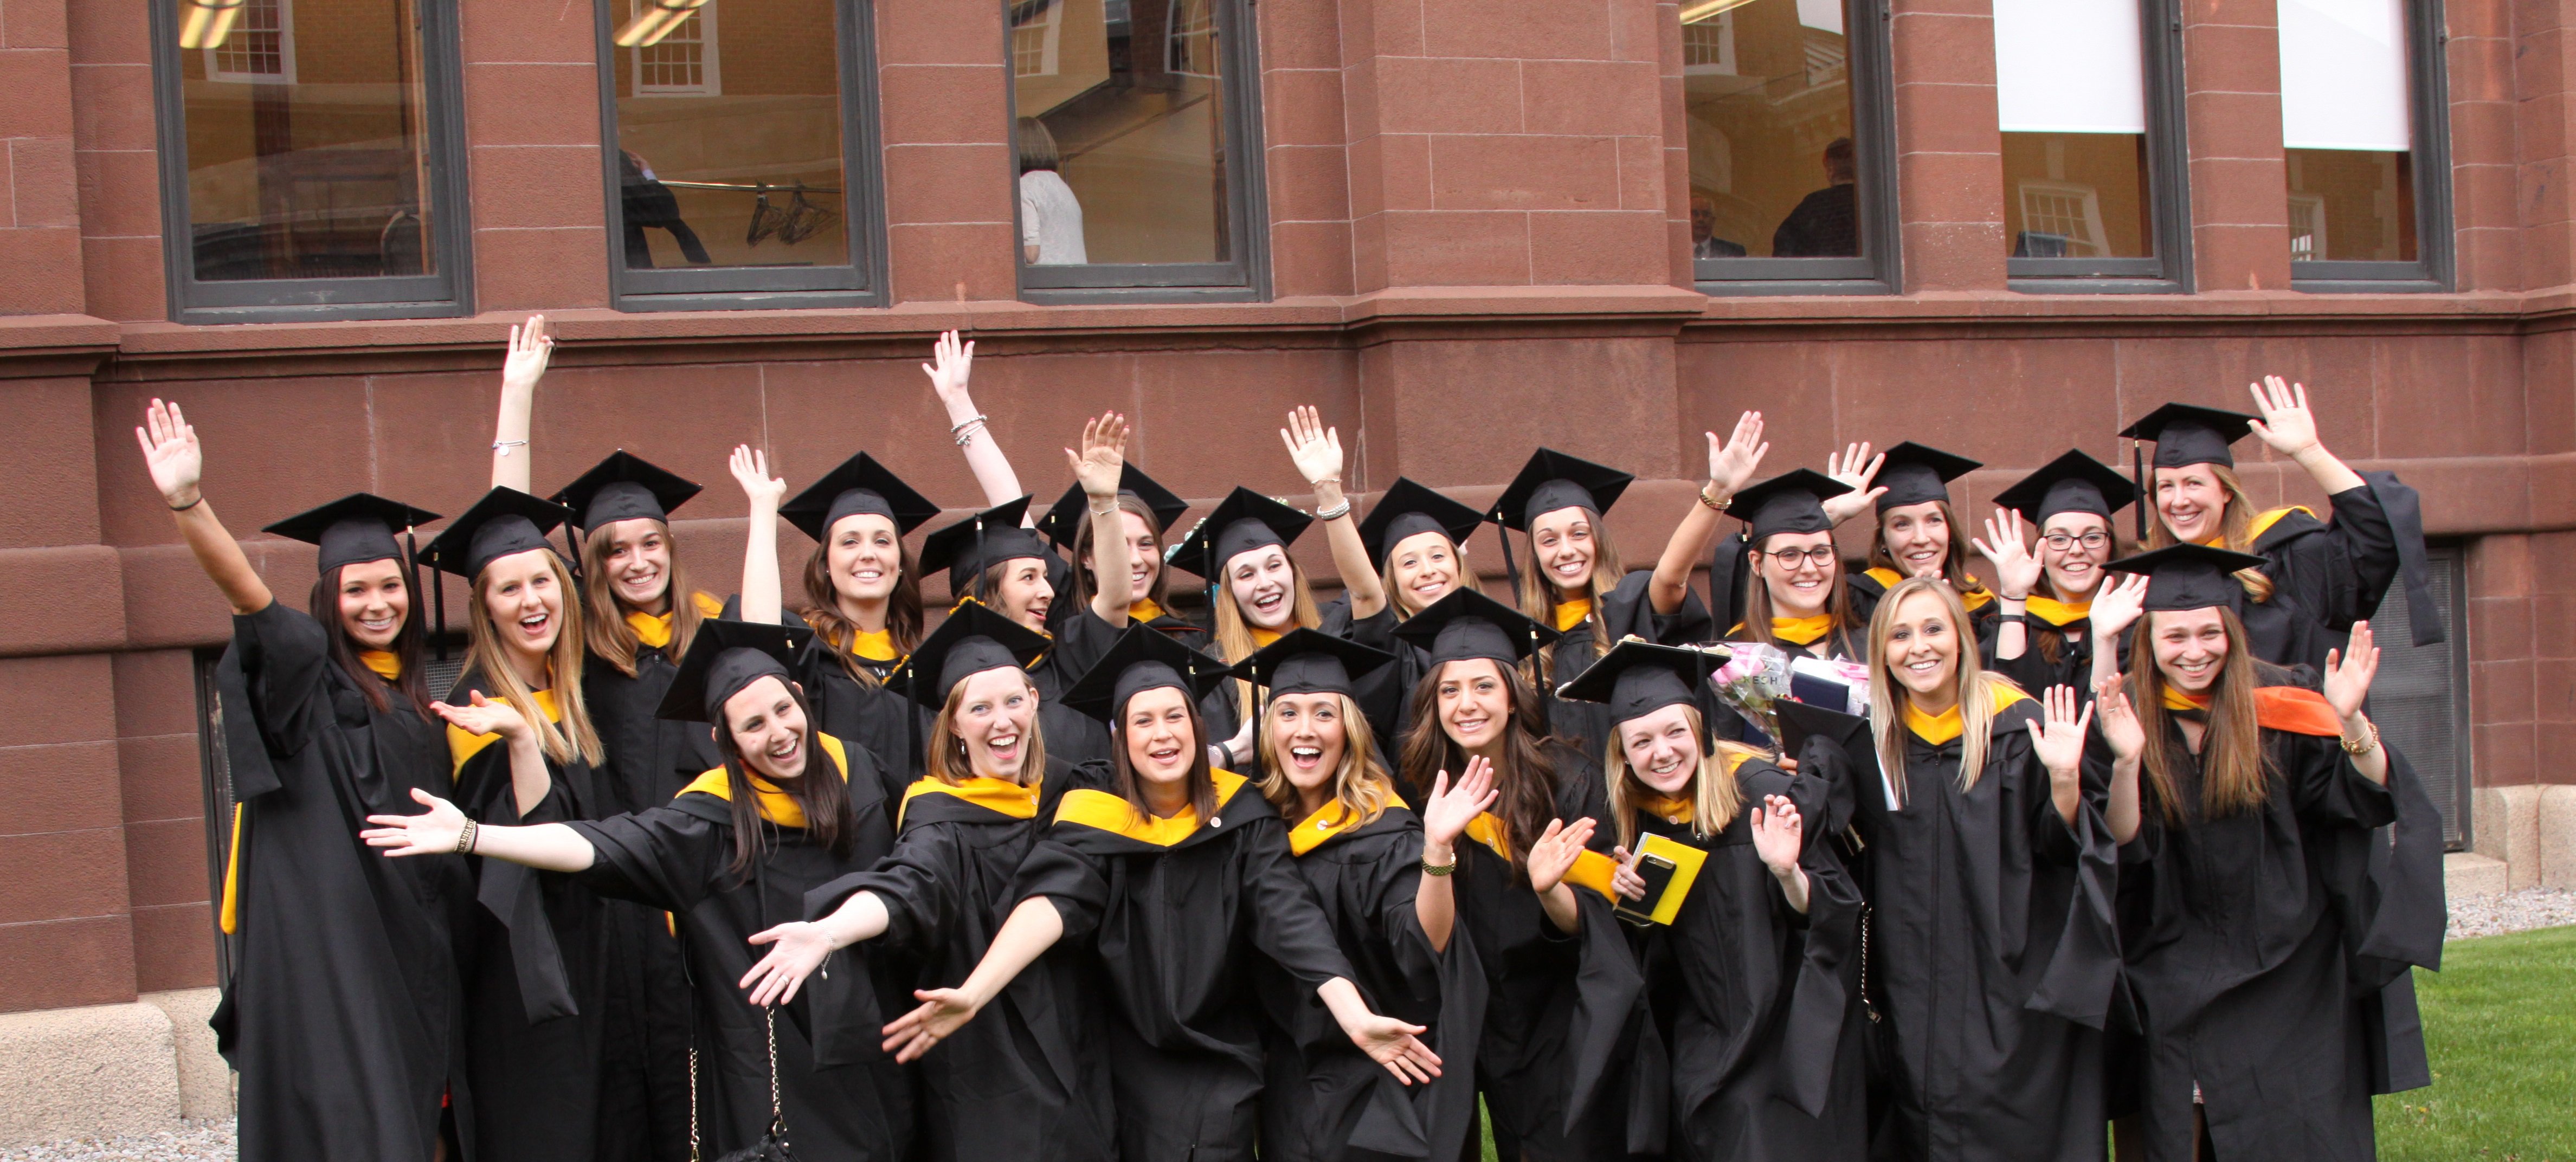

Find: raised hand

[2093,670,2145,763]
[741,921,837,1006]
[1820,441,1888,523]
[920,330,976,408]
[1420,757,1496,853]
[729,444,785,509]
[432,690,531,741]
[1345,1012,1442,1085]
[2322,619,2380,720]
[136,398,205,507]
[360,787,469,857]
[1973,508,2043,601]
[1747,793,1806,877]
[1064,411,1129,500]
[501,314,554,392]
[1279,405,1345,488]
[1708,410,1769,497]
[1525,817,1597,895]
[883,987,984,1063]
[2028,685,2095,778]
[2088,572,2150,641]
[2246,374,2322,458]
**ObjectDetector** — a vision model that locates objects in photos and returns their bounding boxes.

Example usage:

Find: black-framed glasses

[2041,531,2112,552]
[1764,545,1838,568]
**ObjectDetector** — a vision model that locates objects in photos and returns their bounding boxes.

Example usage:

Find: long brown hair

[710,682,856,876]
[1212,552,1326,722]
[1514,508,1624,663]
[1737,533,1864,659]
[2126,606,2278,822]
[2143,463,2277,603]
[1111,694,1219,822]
[1603,704,1751,848]
[1865,576,2011,807]
[1398,658,1560,879]
[925,670,1046,786]
[578,519,703,677]
[308,563,434,718]
[1380,531,1468,619]
[1068,494,1173,613]
[1867,499,1986,602]
[797,531,926,685]
[1255,693,1395,829]
[462,551,606,766]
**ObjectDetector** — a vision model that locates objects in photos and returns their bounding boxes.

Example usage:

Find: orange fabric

[2253,686,2343,737]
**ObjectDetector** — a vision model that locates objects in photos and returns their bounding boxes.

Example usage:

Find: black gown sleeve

[2002,724,2122,1030]
[2266,485,2401,640]
[1240,817,1359,989]
[807,822,970,955]
[564,801,728,913]
[229,602,335,763]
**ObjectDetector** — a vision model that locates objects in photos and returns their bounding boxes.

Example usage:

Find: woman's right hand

[1819,441,1888,524]
[920,330,976,411]
[432,690,531,741]
[2093,670,2146,763]
[1972,507,2043,601]
[730,444,785,509]
[360,787,469,857]
[882,986,986,1063]
[1419,757,1496,856]
[1064,411,1129,500]
[1524,817,1597,895]
[135,398,204,508]
[1279,405,1344,488]
[742,921,838,1006]
[2088,572,2149,640]
[501,314,553,392]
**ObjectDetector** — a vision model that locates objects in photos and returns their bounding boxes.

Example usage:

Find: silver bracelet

[1313,500,1352,520]
[492,440,527,457]
[951,419,988,447]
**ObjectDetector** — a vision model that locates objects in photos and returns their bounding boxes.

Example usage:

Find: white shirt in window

[1019,169,1088,266]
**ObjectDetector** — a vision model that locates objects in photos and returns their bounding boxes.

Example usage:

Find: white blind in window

[2278,0,2410,151]
[1993,0,2145,134]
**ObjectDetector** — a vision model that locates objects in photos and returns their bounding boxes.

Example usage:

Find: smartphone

[1613,851,1679,926]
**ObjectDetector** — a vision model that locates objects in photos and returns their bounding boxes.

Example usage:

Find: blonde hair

[1254,692,1396,829]
[1865,576,2011,807]
[1514,509,1624,663]
[2143,463,2276,603]
[465,551,605,767]
[578,519,703,678]
[1602,703,1752,848]
[1212,553,1325,721]
[926,670,1046,787]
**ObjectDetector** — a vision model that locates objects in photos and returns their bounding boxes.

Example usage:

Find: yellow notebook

[1613,831,1710,927]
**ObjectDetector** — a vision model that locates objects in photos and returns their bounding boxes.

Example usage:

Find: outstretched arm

[880,895,1065,1062]
[1653,411,1766,615]
[2247,375,2366,498]
[490,315,552,492]
[363,786,597,871]
[1067,412,1136,623]
[731,445,787,624]
[137,399,272,616]
[1283,406,1383,619]
[739,889,893,1006]
[924,331,1030,514]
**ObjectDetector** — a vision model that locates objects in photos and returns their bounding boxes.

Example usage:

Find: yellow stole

[1867,566,1993,610]
[677,734,853,829]
[1555,598,1594,632]
[626,592,727,649]
[1288,791,1409,856]
[2163,687,2211,714]
[899,774,1042,829]
[1771,615,1833,647]
[357,651,402,682]
[447,688,563,774]
[849,630,897,662]
[1462,812,1622,900]
[1901,683,2034,745]
[2025,596,2091,628]
[1054,769,1253,845]
[2200,506,2313,548]
[1249,626,1285,649]
[1131,598,1170,623]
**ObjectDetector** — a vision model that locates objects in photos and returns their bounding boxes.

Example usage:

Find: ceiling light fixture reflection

[1677,0,1762,25]
[614,0,711,49]
[178,0,248,50]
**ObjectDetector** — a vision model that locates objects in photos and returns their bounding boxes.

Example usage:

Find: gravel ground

[2446,886,2576,940]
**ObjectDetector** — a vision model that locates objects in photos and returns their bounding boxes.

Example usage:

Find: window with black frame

[1680,0,1897,293]
[2277,0,2451,290]
[598,0,886,309]
[1007,0,1267,301]
[151,0,472,322]
[1993,0,2191,290]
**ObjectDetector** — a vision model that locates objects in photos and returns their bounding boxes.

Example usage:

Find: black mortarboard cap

[1035,464,1189,548]
[550,450,703,533]
[1492,448,1634,532]
[917,498,1052,593]
[1167,487,1313,580]
[1775,698,1876,778]
[1060,625,1234,724]
[2119,403,2258,470]
[885,598,1052,711]
[1992,449,2137,526]
[262,493,441,573]
[655,619,814,723]
[1730,469,1855,541]
[417,488,575,579]
[1357,477,1487,569]
[1229,628,1395,699]
[1872,442,1982,513]
[778,451,942,541]
[2105,544,2268,613]
[1554,639,1726,727]
[1392,585,1559,667]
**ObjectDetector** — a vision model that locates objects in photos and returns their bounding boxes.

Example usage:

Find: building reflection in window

[2278,0,2415,263]
[1010,0,1231,266]
[1679,0,1860,260]
[1992,0,2153,260]
[610,0,848,270]
[177,0,437,281]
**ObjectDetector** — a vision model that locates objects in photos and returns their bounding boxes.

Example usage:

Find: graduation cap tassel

[1492,509,1523,603]
[432,561,449,662]
[2132,441,2149,543]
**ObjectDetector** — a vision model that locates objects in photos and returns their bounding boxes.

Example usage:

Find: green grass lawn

[2377,925,2576,1161]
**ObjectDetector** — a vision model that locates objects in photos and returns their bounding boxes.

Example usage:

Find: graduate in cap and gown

[1236,630,1494,1162]
[137,399,468,1161]
[1971,450,2143,702]
[1714,469,1868,662]
[2119,377,2440,671]
[417,485,621,1162]
[1334,477,1496,746]
[1819,573,2123,1162]
[1839,442,1999,630]
[368,620,911,1162]
[2084,545,2442,1161]
[884,627,1442,1162]
[1164,482,1344,765]
[1390,588,1658,1161]
[1497,415,1767,761]
[748,602,1118,1162]
[1556,641,1870,1162]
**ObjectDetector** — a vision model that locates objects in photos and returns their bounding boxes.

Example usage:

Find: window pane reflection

[1011,0,1231,266]
[611,0,849,271]
[2000,132,2152,258]
[2287,148,2416,262]
[1680,0,1860,260]
[178,0,437,281]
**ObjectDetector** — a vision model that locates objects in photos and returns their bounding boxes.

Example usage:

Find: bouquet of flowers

[1711,642,1793,742]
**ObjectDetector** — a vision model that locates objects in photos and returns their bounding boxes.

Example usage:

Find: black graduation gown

[1542,570,1712,765]
[447,669,611,1162]
[1032,605,1119,766]
[1257,803,1486,1162]
[1832,694,2120,1162]
[1453,741,1661,1161]
[1009,765,1358,1162]
[563,734,911,1162]
[2115,691,2437,1161]
[2230,482,2407,671]
[1340,600,1423,747]
[1631,758,1869,1162]
[210,602,467,1162]
[1982,602,2101,707]
[582,593,724,1162]
[801,759,1118,1162]
[731,591,922,808]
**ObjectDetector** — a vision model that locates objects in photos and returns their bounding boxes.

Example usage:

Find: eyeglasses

[1763,546,1838,568]
[2040,531,2112,552]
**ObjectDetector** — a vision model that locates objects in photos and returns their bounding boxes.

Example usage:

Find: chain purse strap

[1858,903,1881,1024]
[762,1003,789,1149]
[687,1041,701,1162]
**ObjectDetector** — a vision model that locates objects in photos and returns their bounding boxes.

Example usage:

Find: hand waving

[730,444,785,509]
[2027,685,2095,779]
[1747,793,1806,877]
[1524,817,1597,895]
[136,398,205,508]
[1279,405,1345,488]
[360,787,470,857]
[2246,375,2322,459]
[2092,669,2144,763]
[1708,411,1769,497]
[1820,441,1888,523]
[1419,757,1496,853]
[502,314,555,392]
[921,330,976,407]
[2322,619,2380,721]
[2088,572,2150,641]
[1065,411,1129,501]
[1972,508,2043,601]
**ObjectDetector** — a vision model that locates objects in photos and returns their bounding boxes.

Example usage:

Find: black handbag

[693,1003,798,1162]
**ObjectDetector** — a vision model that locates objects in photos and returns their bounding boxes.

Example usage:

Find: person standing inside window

[1771,138,1859,257]
[1017,118,1088,266]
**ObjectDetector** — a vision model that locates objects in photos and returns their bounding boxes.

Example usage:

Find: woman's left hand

[1708,410,1768,498]
[1279,405,1344,489]
[729,444,785,509]
[1525,817,1596,895]
[1747,793,1806,877]
[2323,619,2380,721]
[2247,374,2323,458]
[2027,684,2095,779]
[1608,847,1649,901]
[741,921,837,1006]
[433,690,531,741]
[1973,508,2043,601]
[360,787,469,857]
[1064,411,1129,500]
[1344,1012,1442,1085]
